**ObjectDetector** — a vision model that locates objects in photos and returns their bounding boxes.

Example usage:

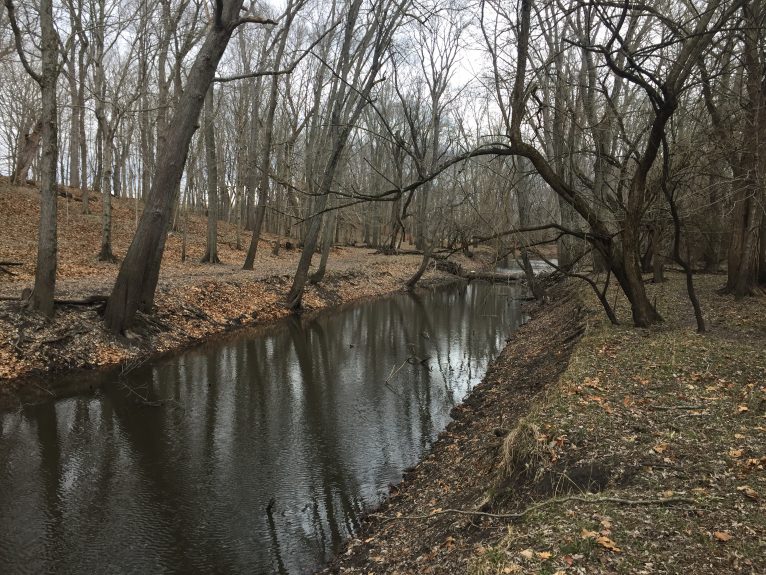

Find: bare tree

[243,0,303,269]
[474,0,739,326]
[5,0,64,316]
[104,1,274,333]
[286,0,412,308]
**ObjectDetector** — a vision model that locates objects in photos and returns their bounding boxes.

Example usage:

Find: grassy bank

[327,273,765,574]
[471,273,765,575]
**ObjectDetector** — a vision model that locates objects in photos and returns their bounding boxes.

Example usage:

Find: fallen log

[58,190,96,202]
[462,269,526,282]
[0,293,108,305]
[0,261,23,276]
[54,294,109,306]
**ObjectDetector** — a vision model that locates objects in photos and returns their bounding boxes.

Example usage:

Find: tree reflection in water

[0,281,524,574]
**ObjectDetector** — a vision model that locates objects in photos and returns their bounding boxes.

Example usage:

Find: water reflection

[0,282,523,574]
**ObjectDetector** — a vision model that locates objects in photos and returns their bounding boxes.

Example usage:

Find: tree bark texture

[104,1,251,332]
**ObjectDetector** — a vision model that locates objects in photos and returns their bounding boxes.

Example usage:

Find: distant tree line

[1,0,764,332]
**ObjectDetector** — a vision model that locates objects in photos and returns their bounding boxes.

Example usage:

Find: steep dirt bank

[321,282,586,574]
[323,274,766,575]
[0,259,463,408]
[0,178,484,407]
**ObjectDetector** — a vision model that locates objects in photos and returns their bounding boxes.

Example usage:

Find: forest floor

[323,273,766,575]
[0,178,487,406]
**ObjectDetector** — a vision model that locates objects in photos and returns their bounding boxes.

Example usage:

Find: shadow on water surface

[0,281,525,574]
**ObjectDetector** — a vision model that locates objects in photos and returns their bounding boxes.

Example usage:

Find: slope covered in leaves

[327,274,765,575]
[0,177,469,404]
[469,274,765,574]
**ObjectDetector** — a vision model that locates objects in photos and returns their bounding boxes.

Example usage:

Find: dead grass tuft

[501,418,549,483]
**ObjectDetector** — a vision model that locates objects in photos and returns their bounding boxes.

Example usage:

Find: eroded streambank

[0,256,469,409]
[323,273,766,575]
[321,282,586,574]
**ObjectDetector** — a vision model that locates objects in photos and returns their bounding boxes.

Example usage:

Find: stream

[0,281,524,574]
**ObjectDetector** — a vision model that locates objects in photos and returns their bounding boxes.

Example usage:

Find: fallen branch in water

[385,359,410,385]
[370,495,696,523]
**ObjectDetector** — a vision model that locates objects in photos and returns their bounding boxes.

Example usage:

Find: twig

[120,381,148,402]
[120,356,148,376]
[30,381,54,396]
[370,495,696,523]
[650,404,706,411]
[385,358,411,384]
[384,382,402,397]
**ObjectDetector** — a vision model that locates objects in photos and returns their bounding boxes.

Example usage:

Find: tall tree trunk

[651,224,664,283]
[67,57,80,189]
[243,7,294,269]
[104,2,255,333]
[98,127,116,262]
[78,42,88,213]
[724,1,765,297]
[758,213,766,285]
[201,86,220,263]
[20,0,60,316]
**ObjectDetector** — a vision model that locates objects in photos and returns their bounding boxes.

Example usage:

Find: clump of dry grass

[501,418,549,483]
[471,274,766,575]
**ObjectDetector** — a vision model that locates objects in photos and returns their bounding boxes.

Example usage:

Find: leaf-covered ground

[0,178,474,406]
[326,274,766,575]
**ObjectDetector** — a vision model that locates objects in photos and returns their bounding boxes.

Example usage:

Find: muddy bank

[0,259,466,409]
[320,283,585,574]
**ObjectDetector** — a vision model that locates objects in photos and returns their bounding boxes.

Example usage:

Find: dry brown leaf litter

[324,274,765,575]
[0,177,480,405]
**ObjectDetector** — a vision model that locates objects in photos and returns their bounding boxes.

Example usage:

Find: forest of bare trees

[2,0,764,331]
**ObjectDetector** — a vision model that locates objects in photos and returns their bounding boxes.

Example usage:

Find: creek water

[0,281,524,574]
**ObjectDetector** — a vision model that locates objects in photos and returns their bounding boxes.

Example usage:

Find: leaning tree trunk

[104,2,250,333]
[310,208,337,284]
[406,244,433,289]
[608,227,662,328]
[243,194,267,268]
[287,169,334,307]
